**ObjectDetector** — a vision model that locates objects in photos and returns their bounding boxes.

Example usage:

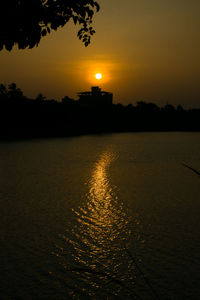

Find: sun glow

[78,59,115,86]
[95,73,102,80]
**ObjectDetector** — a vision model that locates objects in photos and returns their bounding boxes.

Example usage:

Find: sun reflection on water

[65,150,135,297]
[73,151,128,255]
[55,150,143,298]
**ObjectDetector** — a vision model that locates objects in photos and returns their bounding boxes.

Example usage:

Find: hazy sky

[0,0,200,107]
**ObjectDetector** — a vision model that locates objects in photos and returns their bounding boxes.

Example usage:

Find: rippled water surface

[1,133,200,299]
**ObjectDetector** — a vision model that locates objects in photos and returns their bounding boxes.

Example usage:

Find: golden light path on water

[56,150,144,298]
[66,150,139,298]
[74,151,128,252]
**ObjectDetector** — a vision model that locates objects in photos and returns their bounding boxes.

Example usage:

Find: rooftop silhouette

[78,86,113,107]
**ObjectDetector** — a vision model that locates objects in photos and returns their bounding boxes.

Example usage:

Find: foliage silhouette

[0,0,100,51]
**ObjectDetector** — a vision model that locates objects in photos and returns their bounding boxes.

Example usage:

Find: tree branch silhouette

[0,0,100,51]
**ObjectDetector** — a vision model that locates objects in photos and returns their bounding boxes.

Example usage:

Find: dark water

[1,133,200,299]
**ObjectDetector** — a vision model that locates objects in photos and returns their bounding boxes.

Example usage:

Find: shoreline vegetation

[1,83,200,140]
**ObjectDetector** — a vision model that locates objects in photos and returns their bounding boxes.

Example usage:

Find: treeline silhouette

[0,83,200,139]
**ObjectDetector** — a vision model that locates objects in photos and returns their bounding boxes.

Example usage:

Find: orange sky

[0,0,200,107]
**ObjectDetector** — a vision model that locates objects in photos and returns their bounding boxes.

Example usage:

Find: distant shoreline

[1,129,200,142]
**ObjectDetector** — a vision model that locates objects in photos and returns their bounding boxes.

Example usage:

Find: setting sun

[95,73,102,80]
[81,59,113,85]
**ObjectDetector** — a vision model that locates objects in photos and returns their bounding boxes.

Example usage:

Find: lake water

[0,132,200,299]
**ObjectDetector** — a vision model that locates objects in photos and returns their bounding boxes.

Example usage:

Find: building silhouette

[78,86,113,107]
